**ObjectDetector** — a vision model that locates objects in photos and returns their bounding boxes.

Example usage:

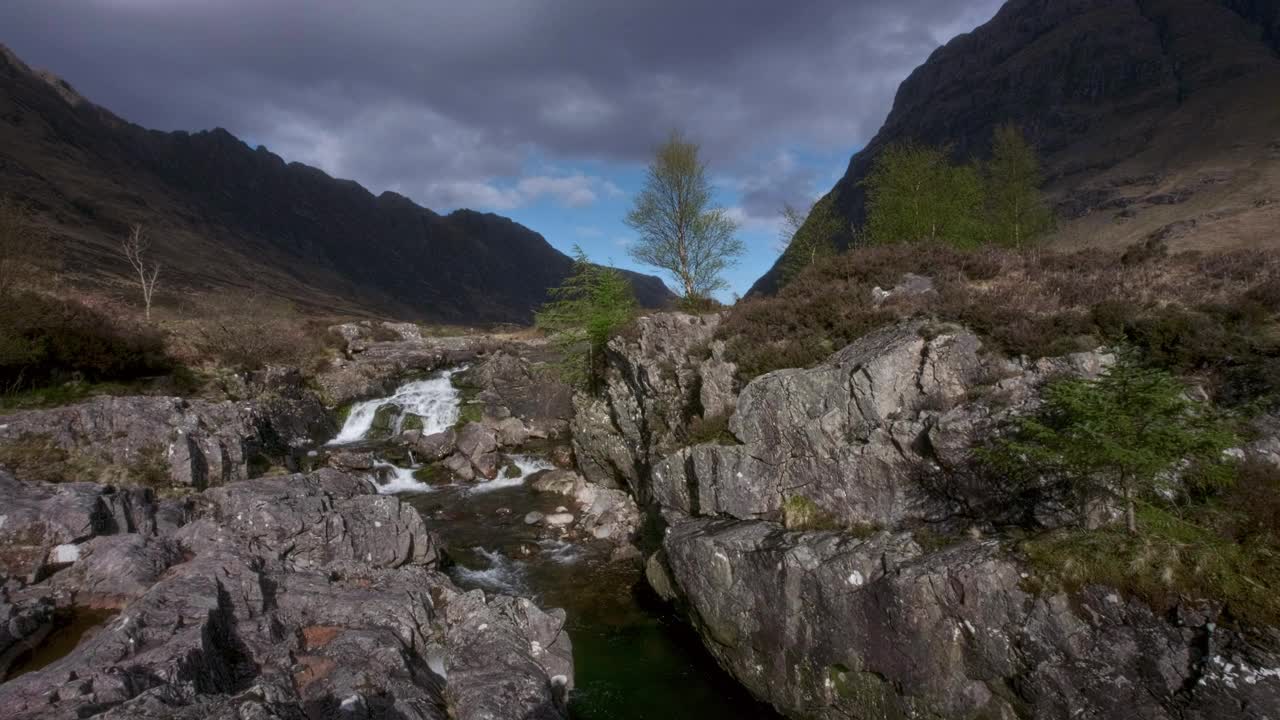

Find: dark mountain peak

[0,45,672,322]
[751,0,1280,296]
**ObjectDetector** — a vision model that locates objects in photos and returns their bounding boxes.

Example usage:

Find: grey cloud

[0,0,1004,210]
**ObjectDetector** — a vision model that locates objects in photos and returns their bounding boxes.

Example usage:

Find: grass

[679,413,739,447]
[720,245,1280,411]
[1022,504,1280,628]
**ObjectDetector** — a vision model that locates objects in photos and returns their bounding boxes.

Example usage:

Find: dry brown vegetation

[722,244,1280,408]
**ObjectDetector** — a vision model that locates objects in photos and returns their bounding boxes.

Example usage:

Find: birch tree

[625,131,743,300]
[121,224,161,321]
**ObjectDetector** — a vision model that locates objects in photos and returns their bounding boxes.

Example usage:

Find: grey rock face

[0,468,572,719]
[460,351,574,440]
[654,321,983,528]
[571,309,1278,720]
[414,428,458,462]
[0,391,332,490]
[662,517,1280,720]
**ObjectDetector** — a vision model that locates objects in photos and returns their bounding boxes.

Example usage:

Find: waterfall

[328,368,463,445]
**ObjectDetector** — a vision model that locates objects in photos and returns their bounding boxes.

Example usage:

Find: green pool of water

[406,483,780,720]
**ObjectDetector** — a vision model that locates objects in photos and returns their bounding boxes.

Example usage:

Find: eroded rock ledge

[575,312,1280,719]
[0,468,572,720]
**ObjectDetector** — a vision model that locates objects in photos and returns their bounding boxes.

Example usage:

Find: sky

[0,0,1004,298]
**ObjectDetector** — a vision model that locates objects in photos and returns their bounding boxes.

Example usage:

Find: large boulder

[650,321,984,528]
[661,517,1280,720]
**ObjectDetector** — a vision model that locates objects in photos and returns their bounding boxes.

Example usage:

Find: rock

[524,511,545,525]
[644,551,679,603]
[442,453,476,482]
[414,428,458,462]
[472,451,501,480]
[570,393,635,489]
[456,422,498,460]
[662,516,1280,720]
[543,513,575,527]
[870,272,935,306]
[0,468,572,719]
[459,352,574,439]
[0,471,150,581]
[0,592,54,680]
[315,333,494,407]
[530,469,582,496]
[697,339,738,419]
[328,449,376,471]
[649,321,984,527]
[0,392,331,490]
[490,416,532,447]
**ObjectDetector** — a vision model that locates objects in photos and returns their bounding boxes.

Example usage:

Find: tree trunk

[1124,487,1137,535]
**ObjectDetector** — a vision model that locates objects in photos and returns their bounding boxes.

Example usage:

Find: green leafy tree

[536,246,637,392]
[862,142,985,248]
[984,123,1052,247]
[985,355,1236,534]
[777,195,845,283]
[625,131,744,300]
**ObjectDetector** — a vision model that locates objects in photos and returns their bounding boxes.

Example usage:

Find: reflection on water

[5,607,118,681]
[405,482,781,720]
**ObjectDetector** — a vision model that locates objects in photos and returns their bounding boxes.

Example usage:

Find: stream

[327,368,780,720]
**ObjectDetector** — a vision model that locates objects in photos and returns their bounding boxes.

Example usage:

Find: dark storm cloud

[0,0,1003,213]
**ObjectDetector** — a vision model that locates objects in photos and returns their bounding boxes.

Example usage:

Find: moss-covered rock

[367,403,399,440]
[402,413,425,433]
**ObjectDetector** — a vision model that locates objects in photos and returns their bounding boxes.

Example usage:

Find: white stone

[49,543,81,564]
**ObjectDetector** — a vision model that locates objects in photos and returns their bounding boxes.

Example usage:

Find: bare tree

[0,195,48,297]
[121,224,161,321]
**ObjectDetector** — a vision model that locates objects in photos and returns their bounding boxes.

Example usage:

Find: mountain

[751,0,1280,295]
[0,45,672,323]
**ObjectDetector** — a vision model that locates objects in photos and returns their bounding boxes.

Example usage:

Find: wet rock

[328,449,376,471]
[316,332,493,407]
[530,469,581,496]
[524,511,545,525]
[544,513,575,527]
[0,592,54,679]
[460,351,574,439]
[472,451,501,480]
[443,453,476,482]
[414,428,458,462]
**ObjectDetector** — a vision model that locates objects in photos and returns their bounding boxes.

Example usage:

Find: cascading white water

[466,454,554,494]
[328,368,463,445]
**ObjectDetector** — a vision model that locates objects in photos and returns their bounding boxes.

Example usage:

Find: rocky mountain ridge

[752,0,1280,294]
[0,44,671,323]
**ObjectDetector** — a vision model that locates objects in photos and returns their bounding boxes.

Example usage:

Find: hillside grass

[722,244,1280,410]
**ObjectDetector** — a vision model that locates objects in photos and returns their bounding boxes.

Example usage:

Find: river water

[330,369,780,720]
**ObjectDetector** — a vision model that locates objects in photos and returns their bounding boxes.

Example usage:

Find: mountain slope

[752,0,1280,295]
[0,45,672,323]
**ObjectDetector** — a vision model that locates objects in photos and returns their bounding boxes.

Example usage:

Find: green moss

[783,495,839,531]
[124,444,172,488]
[401,413,425,432]
[1022,505,1280,628]
[681,413,739,447]
[412,464,448,484]
[333,403,353,426]
[503,463,522,479]
[368,403,399,439]
[454,402,483,429]
[827,664,909,720]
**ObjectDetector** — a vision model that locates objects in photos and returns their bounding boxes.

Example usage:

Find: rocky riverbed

[3,314,1279,719]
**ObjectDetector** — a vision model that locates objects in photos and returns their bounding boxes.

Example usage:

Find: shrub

[0,291,173,394]
[536,246,637,392]
[181,290,333,372]
[980,355,1237,534]
[680,413,738,446]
